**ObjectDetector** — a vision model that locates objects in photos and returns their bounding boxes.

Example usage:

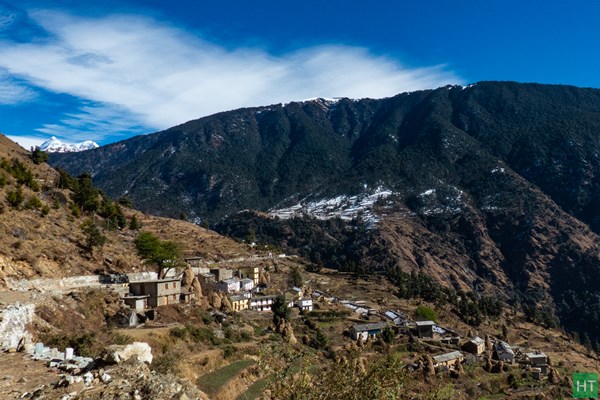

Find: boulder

[103,342,153,365]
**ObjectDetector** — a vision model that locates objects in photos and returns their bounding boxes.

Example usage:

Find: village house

[215,278,241,293]
[230,295,249,312]
[210,268,234,282]
[462,336,486,355]
[415,320,435,338]
[433,351,464,369]
[240,278,254,291]
[350,322,388,342]
[180,288,195,304]
[384,310,408,326]
[249,295,278,311]
[128,278,182,308]
[526,351,548,374]
[239,266,261,286]
[122,294,149,312]
[295,298,313,312]
[494,341,515,363]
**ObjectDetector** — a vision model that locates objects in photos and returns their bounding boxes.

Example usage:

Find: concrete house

[350,322,388,342]
[240,278,254,291]
[239,266,261,285]
[494,341,515,363]
[433,351,464,369]
[122,294,149,312]
[295,298,313,312]
[415,321,435,338]
[462,336,486,355]
[215,278,241,293]
[249,295,277,311]
[230,295,249,312]
[211,268,234,282]
[128,278,181,308]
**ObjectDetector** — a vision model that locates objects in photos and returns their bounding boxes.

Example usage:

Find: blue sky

[1,0,600,148]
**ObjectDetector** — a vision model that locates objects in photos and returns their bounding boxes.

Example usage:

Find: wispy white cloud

[0,9,462,142]
[0,71,37,104]
[35,103,147,142]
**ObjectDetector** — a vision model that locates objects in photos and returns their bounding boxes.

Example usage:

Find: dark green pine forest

[50,81,600,347]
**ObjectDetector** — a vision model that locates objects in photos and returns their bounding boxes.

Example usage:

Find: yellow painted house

[238,266,261,286]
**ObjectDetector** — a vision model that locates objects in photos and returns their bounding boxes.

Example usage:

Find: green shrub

[30,147,48,165]
[6,186,24,208]
[25,195,42,210]
[414,305,437,322]
[70,203,81,218]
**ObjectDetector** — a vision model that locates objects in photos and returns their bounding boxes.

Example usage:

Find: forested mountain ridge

[50,81,600,344]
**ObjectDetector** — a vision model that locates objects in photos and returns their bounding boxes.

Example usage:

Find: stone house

[415,320,435,338]
[210,268,234,282]
[433,351,464,369]
[128,278,181,308]
[526,351,548,374]
[494,341,515,363]
[462,336,486,355]
[350,322,388,342]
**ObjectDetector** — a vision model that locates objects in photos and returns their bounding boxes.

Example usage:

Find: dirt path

[0,352,67,399]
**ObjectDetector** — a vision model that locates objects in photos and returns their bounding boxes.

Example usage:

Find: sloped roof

[352,322,388,332]
[415,320,435,326]
[433,351,464,363]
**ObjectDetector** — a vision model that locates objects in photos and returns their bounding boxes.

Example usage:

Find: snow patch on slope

[269,186,393,226]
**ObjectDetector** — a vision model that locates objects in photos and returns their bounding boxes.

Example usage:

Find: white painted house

[215,278,241,293]
[240,278,254,291]
[295,298,313,311]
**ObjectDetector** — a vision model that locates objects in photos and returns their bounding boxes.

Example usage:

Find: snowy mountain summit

[39,136,99,153]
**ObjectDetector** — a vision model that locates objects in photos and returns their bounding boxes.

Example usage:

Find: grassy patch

[196,359,255,396]
[236,377,272,400]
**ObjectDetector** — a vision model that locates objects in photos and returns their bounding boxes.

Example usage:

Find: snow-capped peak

[39,136,99,153]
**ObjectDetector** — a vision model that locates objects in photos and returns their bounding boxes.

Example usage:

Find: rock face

[103,342,153,365]
[0,303,34,350]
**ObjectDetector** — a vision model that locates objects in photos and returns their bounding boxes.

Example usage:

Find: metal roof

[351,322,388,332]
[469,336,485,345]
[433,351,464,363]
[415,320,435,326]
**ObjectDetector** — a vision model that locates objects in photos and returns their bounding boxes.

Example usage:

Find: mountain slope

[0,133,248,287]
[49,82,600,342]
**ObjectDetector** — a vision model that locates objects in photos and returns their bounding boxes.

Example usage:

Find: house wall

[239,267,260,285]
[436,358,463,368]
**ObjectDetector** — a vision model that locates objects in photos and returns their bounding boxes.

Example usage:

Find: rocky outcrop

[0,303,34,350]
[102,342,153,365]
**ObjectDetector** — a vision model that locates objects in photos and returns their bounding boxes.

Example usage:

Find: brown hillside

[0,133,248,287]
